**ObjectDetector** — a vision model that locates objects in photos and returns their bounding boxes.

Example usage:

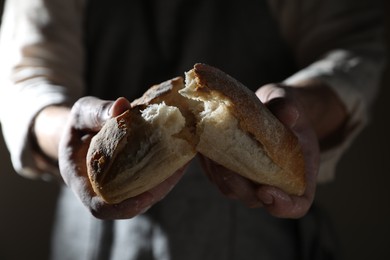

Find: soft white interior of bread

[197,102,281,182]
[142,102,185,133]
[181,72,282,185]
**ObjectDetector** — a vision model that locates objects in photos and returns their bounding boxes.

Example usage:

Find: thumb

[266,98,300,129]
[110,97,132,117]
[71,96,131,132]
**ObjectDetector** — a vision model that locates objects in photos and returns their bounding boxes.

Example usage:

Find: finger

[71,96,131,132]
[218,170,262,208]
[198,155,238,199]
[256,185,314,219]
[111,97,132,117]
[60,144,152,220]
[88,168,186,219]
[200,156,262,208]
[266,98,300,129]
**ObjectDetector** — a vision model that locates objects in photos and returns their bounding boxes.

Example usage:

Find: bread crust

[132,77,185,107]
[87,110,133,188]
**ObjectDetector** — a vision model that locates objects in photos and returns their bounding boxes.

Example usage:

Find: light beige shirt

[0,0,386,183]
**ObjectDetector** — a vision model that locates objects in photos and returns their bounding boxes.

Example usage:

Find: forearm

[275,0,385,182]
[33,106,71,162]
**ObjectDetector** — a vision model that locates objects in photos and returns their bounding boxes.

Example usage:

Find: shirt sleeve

[0,0,86,178]
[269,0,386,182]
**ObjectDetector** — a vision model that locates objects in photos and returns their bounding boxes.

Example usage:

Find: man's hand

[36,96,186,219]
[199,83,330,218]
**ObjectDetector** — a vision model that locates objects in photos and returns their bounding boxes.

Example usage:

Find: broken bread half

[87,63,306,204]
[86,78,196,204]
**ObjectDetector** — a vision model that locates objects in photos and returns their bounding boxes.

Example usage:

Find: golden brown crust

[131,77,185,107]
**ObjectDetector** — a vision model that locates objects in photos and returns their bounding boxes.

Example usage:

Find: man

[0,0,385,259]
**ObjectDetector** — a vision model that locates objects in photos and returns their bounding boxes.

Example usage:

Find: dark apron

[83,0,295,99]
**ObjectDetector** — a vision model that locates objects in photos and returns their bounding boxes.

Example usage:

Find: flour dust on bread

[87,63,306,204]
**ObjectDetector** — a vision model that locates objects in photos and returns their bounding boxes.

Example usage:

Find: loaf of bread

[87,63,306,204]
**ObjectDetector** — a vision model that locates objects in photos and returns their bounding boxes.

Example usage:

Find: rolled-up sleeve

[0,0,85,178]
[271,0,386,182]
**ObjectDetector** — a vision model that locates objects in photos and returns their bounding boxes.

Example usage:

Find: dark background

[0,1,389,259]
